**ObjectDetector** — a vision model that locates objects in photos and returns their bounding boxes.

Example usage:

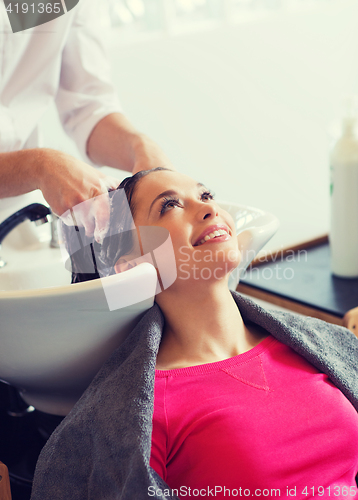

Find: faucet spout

[0,203,51,246]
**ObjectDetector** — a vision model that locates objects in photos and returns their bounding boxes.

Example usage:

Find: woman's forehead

[138,170,200,194]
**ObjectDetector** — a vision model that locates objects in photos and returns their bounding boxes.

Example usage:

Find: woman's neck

[155,281,267,370]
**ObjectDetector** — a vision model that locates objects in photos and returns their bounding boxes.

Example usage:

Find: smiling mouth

[194,229,230,247]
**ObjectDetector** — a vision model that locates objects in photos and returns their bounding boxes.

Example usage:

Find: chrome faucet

[0,203,52,267]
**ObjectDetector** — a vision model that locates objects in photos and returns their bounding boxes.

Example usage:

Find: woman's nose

[198,202,219,221]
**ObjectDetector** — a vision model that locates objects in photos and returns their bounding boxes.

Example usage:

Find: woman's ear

[114,256,137,274]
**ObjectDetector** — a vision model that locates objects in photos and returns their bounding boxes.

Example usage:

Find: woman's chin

[155,247,241,295]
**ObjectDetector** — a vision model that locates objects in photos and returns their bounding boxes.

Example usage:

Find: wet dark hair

[61,167,170,284]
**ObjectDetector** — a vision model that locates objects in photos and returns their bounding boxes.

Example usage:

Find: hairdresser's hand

[37,149,119,242]
[131,134,175,175]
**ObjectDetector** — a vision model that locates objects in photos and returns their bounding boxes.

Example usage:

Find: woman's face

[131,170,241,286]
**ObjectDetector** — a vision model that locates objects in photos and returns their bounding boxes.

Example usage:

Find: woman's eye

[201,191,214,201]
[159,191,214,215]
[159,198,181,215]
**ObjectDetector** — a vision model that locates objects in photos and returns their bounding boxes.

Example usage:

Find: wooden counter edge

[0,461,12,500]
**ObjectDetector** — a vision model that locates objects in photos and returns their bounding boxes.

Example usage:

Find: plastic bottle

[329,98,358,278]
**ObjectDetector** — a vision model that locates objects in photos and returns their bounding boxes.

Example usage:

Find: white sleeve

[55,0,122,164]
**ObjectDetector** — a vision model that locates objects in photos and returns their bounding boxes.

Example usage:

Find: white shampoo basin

[0,201,279,415]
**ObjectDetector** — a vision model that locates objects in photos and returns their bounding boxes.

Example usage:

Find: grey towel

[30,292,358,500]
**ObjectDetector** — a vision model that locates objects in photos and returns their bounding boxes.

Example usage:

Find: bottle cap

[341,95,358,135]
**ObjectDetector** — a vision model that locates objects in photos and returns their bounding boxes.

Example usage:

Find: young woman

[32,167,358,500]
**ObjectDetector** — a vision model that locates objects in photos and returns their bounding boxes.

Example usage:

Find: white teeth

[196,229,229,246]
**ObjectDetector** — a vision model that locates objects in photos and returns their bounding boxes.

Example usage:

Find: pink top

[150,336,358,499]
